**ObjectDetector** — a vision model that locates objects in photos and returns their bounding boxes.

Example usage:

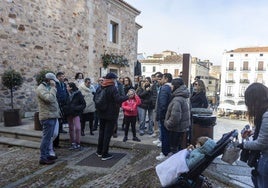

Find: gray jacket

[244,111,268,155]
[164,85,191,132]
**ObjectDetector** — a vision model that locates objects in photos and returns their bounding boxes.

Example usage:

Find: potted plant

[1,69,24,126]
[34,69,54,130]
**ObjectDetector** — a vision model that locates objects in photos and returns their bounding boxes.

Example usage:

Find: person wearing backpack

[94,72,129,161]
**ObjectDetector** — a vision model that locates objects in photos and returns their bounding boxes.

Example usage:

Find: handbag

[221,139,240,164]
[240,149,260,168]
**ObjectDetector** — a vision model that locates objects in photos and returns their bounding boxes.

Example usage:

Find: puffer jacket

[62,90,86,117]
[79,83,96,113]
[36,82,60,120]
[137,84,154,110]
[164,85,191,132]
[122,95,141,116]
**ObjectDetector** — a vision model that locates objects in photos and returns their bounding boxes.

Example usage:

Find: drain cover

[76,152,126,168]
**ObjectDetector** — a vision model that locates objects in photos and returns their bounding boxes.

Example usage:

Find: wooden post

[182,53,191,88]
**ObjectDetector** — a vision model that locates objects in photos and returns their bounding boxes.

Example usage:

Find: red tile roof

[228,46,268,53]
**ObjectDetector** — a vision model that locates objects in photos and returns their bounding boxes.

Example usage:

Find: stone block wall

[0,0,140,121]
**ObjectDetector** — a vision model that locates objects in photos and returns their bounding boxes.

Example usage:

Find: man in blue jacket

[156,73,173,161]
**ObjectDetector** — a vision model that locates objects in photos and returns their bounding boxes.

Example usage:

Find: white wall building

[219,46,268,112]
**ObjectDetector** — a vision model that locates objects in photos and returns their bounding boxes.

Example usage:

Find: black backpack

[94,87,108,111]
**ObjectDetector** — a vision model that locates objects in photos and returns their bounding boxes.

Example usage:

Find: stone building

[0,0,141,120]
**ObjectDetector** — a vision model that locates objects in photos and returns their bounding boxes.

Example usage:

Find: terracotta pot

[4,109,22,127]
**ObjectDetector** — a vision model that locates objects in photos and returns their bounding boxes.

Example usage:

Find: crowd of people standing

[36,70,210,164]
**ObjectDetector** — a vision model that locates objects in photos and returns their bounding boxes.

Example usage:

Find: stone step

[0,136,40,149]
[0,125,42,142]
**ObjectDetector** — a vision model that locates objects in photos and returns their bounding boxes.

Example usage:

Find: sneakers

[75,144,83,151]
[95,152,102,157]
[39,159,55,165]
[153,139,161,145]
[133,137,141,142]
[123,137,128,142]
[69,143,77,150]
[101,154,113,161]
[157,142,162,148]
[156,152,167,161]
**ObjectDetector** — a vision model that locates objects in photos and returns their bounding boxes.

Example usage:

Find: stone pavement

[0,117,254,187]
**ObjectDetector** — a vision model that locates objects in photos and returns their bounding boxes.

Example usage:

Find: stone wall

[0,0,140,121]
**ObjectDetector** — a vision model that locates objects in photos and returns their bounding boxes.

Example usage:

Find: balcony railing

[225,80,235,83]
[255,68,266,71]
[225,93,234,97]
[226,67,236,71]
[240,67,251,71]
[240,79,249,83]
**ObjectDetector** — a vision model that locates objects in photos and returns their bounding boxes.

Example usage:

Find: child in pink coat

[122,89,141,142]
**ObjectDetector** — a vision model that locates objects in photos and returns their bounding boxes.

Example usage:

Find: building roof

[228,46,268,53]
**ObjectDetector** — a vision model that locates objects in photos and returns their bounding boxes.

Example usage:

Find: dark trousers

[97,118,116,156]
[93,111,99,129]
[53,118,63,147]
[159,120,170,156]
[80,112,94,133]
[124,116,137,138]
[169,131,184,154]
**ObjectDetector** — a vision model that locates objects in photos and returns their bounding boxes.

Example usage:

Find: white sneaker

[157,142,162,148]
[156,152,167,161]
[153,139,161,145]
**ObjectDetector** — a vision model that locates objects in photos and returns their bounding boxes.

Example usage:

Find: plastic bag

[221,140,240,164]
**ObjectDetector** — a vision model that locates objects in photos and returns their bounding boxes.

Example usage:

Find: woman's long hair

[245,83,268,130]
[195,79,206,93]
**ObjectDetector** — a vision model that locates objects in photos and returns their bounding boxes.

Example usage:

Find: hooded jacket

[62,90,86,117]
[164,85,191,132]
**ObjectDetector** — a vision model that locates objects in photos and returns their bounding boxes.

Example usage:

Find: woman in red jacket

[122,89,141,142]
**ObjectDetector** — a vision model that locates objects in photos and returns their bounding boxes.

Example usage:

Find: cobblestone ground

[0,143,230,188]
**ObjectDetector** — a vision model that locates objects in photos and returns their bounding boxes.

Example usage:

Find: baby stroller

[165,129,238,188]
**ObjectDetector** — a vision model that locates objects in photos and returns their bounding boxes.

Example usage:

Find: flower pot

[4,109,22,127]
[34,112,42,131]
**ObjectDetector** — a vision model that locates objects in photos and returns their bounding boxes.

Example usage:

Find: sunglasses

[194,83,198,86]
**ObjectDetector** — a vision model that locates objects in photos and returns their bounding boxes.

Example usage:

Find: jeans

[40,118,57,160]
[138,107,154,134]
[97,118,116,156]
[257,155,268,187]
[49,119,59,156]
[159,120,170,156]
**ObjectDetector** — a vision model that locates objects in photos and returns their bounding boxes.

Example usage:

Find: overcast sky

[125,0,268,65]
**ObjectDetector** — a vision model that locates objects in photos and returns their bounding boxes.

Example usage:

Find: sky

[125,0,268,65]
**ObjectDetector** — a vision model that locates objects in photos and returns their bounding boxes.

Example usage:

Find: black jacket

[98,82,128,120]
[190,91,208,108]
[62,91,86,117]
[137,85,154,110]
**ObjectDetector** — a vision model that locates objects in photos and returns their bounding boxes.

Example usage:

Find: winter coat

[36,82,60,120]
[137,84,154,110]
[56,81,68,106]
[98,79,128,120]
[164,85,191,132]
[186,138,216,169]
[156,83,172,122]
[124,85,134,95]
[190,91,208,108]
[151,81,160,109]
[122,95,141,116]
[79,83,96,113]
[62,90,86,117]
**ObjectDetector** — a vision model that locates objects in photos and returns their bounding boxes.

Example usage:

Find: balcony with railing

[255,67,266,71]
[240,67,251,71]
[240,79,250,84]
[225,93,234,97]
[225,80,235,83]
[226,67,236,71]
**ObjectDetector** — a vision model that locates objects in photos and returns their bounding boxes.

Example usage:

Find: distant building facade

[219,46,268,112]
